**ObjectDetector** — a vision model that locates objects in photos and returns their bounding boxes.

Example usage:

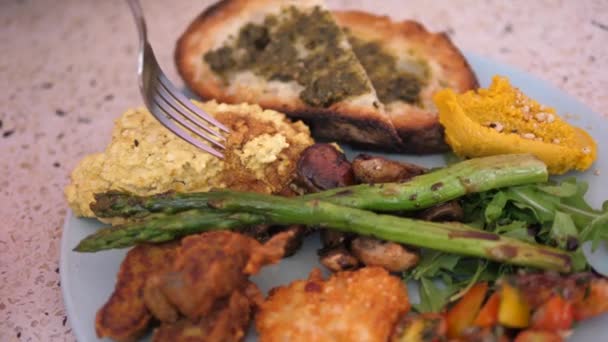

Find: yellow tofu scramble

[65,101,314,217]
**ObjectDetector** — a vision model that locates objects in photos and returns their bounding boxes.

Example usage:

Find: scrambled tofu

[65,101,313,217]
[256,267,410,342]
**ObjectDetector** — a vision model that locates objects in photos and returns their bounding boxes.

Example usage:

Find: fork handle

[125,0,148,42]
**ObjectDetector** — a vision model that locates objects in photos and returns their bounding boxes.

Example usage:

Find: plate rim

[60,51,608,342]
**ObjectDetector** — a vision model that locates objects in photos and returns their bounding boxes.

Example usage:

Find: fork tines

[148,68,229,158]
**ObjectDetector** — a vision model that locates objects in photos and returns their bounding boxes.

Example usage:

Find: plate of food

[61,1,608,341]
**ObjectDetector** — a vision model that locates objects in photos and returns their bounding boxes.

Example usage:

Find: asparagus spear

[76,191,574,273]
[91,154,548,218]
[75,210,265,252]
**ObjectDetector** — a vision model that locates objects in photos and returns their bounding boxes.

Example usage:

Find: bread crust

[175,2,478,153]
[175,0,401,148]
[333,11,478,153]
[175,0,402,148]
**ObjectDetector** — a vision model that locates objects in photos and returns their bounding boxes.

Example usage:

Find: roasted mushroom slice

[417,201,464,222]
[237,224,273,242]
[320,230,354,249]
[352,154,426,184]
[350,236,419,272]
[296,143,355,192]
[318,246,360,272]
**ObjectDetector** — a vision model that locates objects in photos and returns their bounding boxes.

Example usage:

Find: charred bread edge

[332,11,478,153]
[175,0,403,148]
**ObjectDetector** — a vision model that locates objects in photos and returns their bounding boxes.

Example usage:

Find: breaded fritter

[152,291,252,342]
[257,267,410,342]
[144,231,292,321]
[65,101,313,217]
[95,242,179,342]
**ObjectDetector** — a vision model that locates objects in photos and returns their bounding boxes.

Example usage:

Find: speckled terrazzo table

[1,0,607,340]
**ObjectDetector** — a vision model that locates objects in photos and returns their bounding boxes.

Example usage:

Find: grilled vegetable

[572,278,608,321]
[296,143,355,192]
[446,282,488,338]
[76,190,575,272]
[473,292,500,328]
[351,154,426,184]
[91,154,548,218]
[318,246,359,272]
[498,282,531,328]
[391,313,446,342]
[350,237,419,272]
[417,201,464,222]
[530,295,573,331]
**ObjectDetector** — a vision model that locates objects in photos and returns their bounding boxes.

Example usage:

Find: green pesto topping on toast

[348,35,428,105]
[204,6,371,108]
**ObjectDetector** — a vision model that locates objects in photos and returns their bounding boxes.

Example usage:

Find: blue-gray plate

[61,53,608,341]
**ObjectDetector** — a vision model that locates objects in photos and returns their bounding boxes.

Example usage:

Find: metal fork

[126,0,229,158]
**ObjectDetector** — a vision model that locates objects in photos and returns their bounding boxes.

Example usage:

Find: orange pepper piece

[473,291,500,328]
[446,282,488,338]
[573,279,608,321]
[531,295,573,331]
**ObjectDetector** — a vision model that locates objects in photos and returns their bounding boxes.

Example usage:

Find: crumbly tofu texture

[65,101,314,217]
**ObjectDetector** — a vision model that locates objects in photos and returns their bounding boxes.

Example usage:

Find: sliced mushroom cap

[352,154,427,184]
[296,143,355,192]
[350,236,419,272]
[417,201,464,222]
[318,246,360,272]
[237,224,272,242]
[320,229,354,249]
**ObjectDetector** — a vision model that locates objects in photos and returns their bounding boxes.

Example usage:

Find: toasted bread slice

[176,0,401,148]
[333,11,478,153]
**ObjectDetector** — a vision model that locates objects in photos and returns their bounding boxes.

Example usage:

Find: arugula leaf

[580,211,608,250]
[537,181,578,197]
[503,186,558,223]
[450,260,487,301]
[551,211,578,249]
[462,178,608,251]
[409,251,461,280]
[414,277,458,313]
[495,220,535,243]
[407,177,608,314]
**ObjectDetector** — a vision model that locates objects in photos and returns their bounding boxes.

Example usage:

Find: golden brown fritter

[152,291,252,342]
[95,242,179,342]
[144,231,292,321]
[256,267,410,342]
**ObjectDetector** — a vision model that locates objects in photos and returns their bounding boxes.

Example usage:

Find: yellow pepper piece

[498,282,530,328]
[396,318,425,342]
[434,76,597,175]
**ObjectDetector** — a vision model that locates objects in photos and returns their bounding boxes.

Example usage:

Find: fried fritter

[257,267,410,342]
[144,231,292,321]
[95,242,179,342]
[152,291,252,342]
